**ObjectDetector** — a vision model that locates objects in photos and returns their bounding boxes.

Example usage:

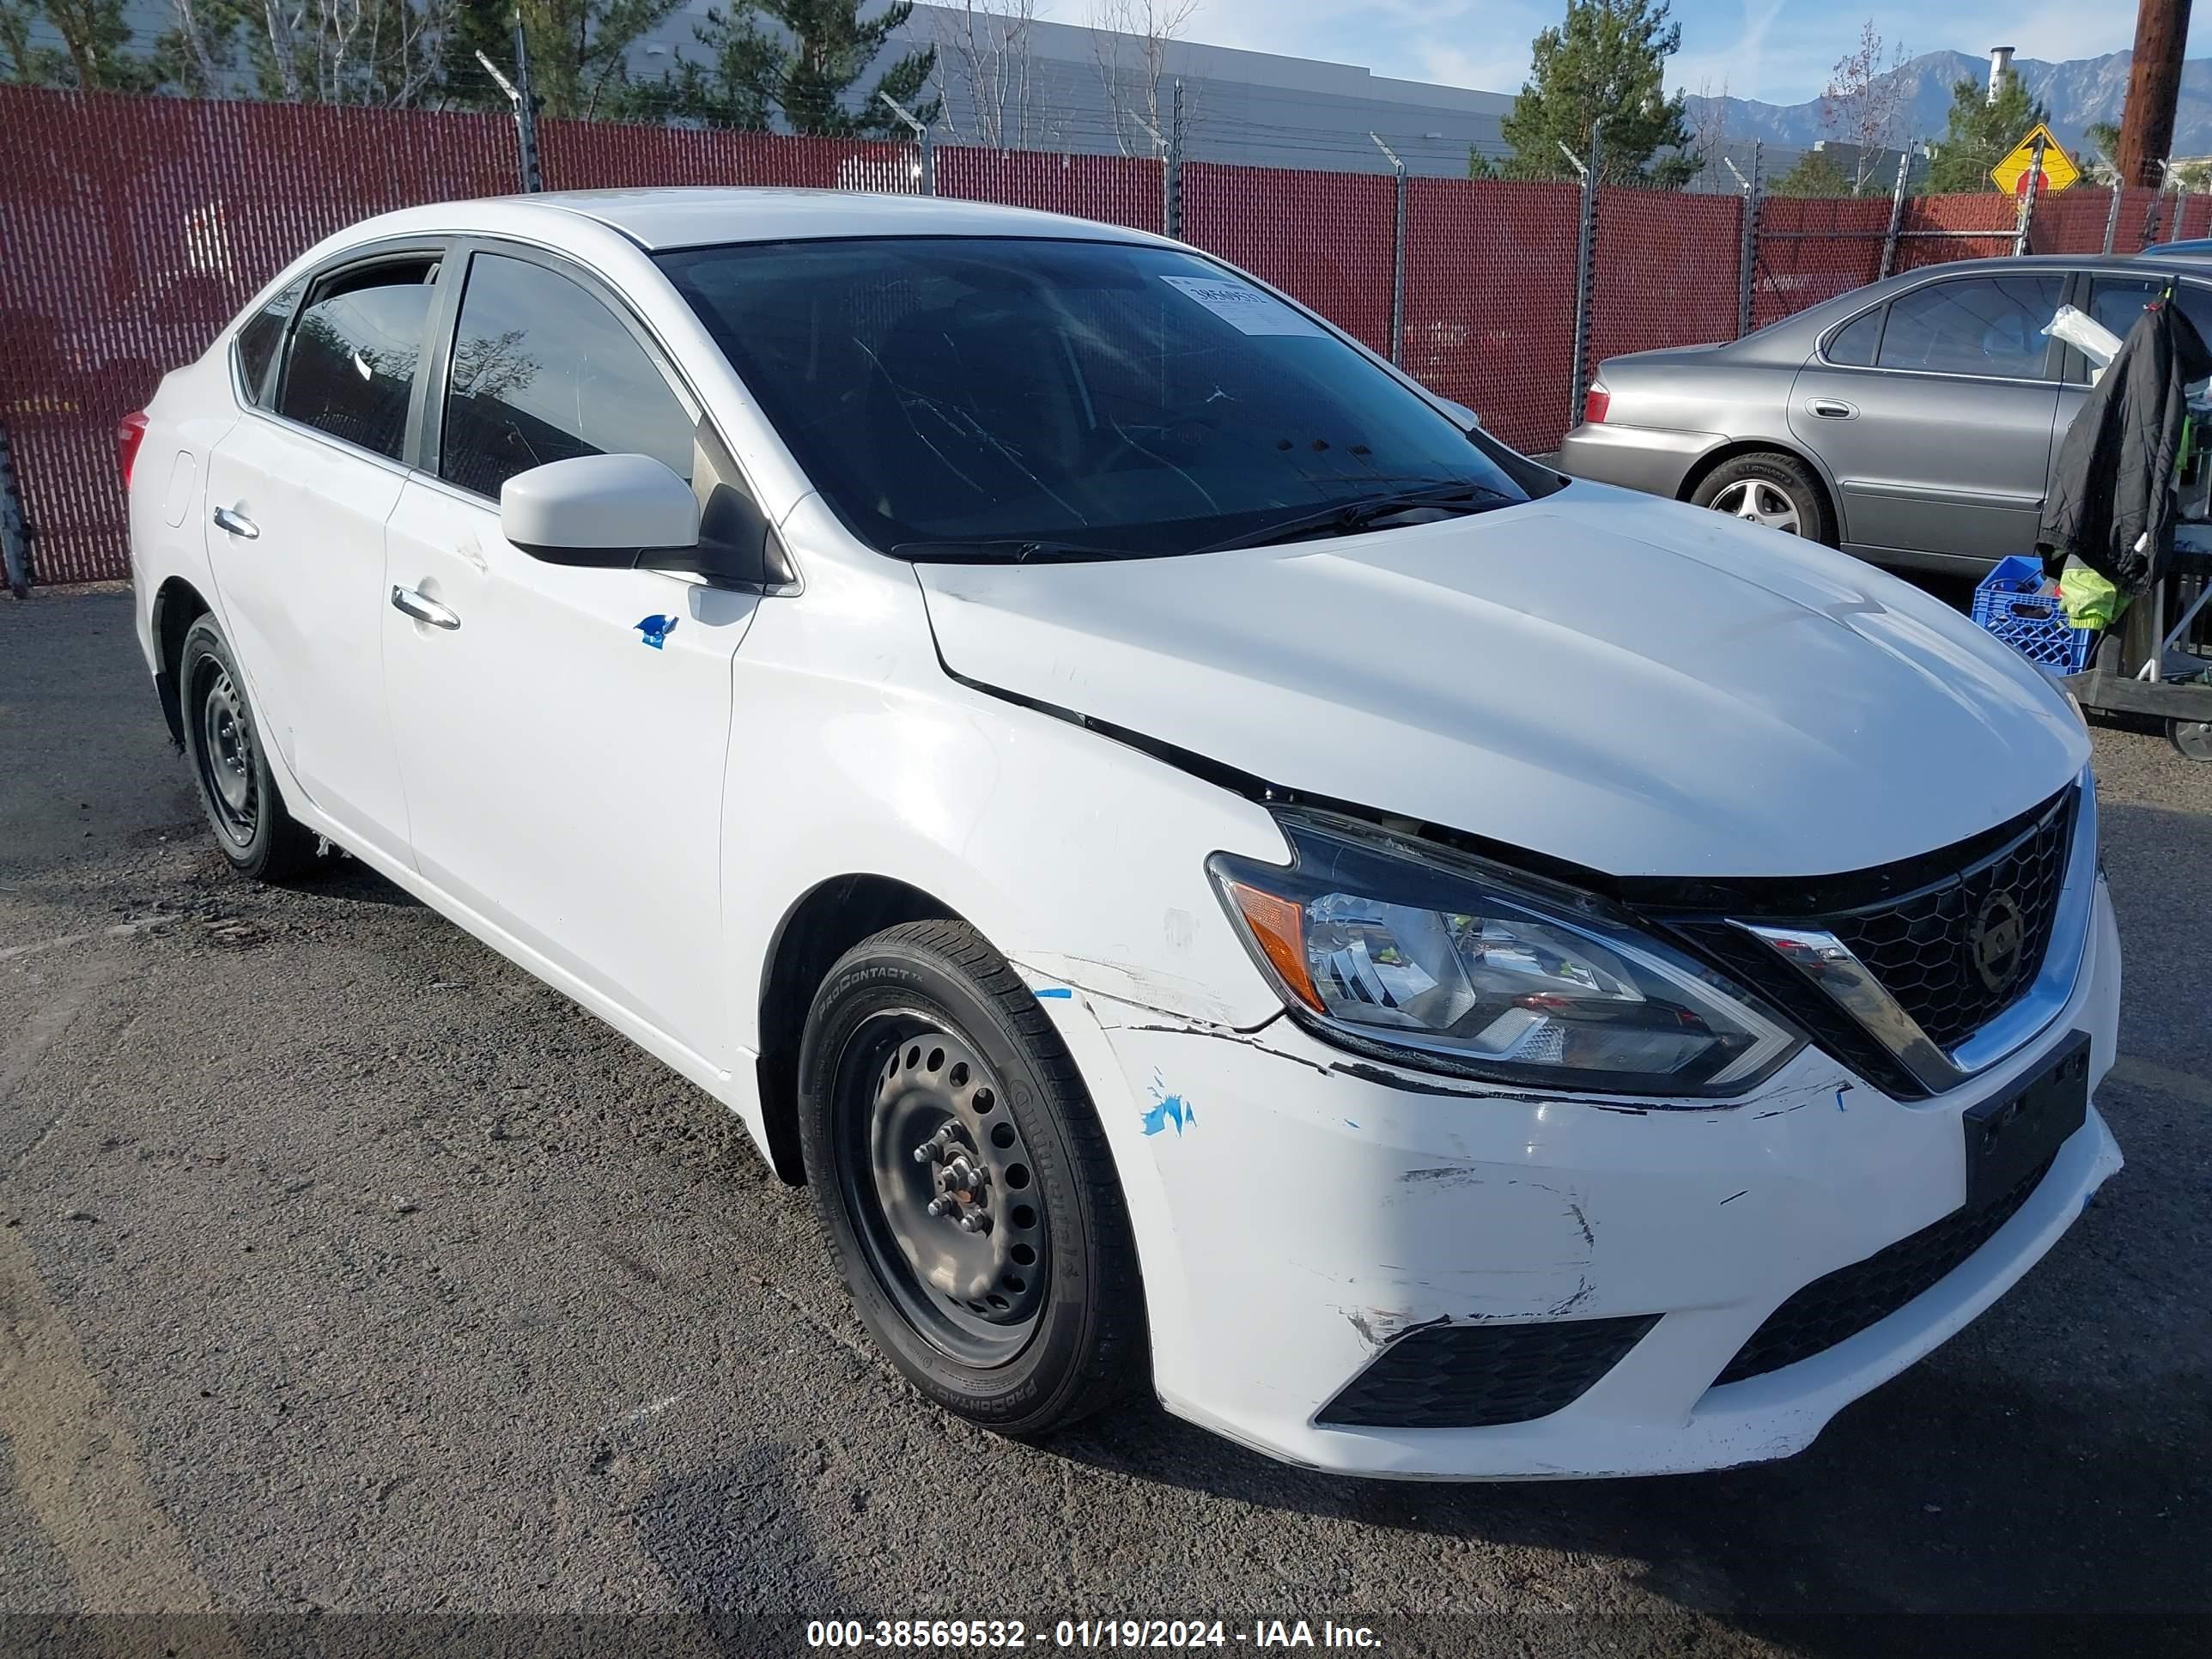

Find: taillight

[1583,383,1611,425]
[116,410,149,491]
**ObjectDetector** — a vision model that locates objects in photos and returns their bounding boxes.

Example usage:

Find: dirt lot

[3,589,2209,1657]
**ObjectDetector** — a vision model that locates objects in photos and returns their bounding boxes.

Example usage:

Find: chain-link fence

[3,84,2205,585]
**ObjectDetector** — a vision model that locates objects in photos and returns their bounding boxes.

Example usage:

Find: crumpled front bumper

[1036,878,2124,1480]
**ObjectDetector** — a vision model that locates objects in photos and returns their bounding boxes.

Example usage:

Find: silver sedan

[1559,252,2212,576]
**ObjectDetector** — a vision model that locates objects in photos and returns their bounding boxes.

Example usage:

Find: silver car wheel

[1710,478,1802,535]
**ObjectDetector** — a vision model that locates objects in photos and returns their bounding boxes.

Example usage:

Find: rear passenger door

[204,249,447,863]
[1789,272,2064,565]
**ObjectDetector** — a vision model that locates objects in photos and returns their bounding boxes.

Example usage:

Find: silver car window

[1875,276,2063,380]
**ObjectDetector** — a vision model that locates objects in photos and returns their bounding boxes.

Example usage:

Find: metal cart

[2059,527,2212,763]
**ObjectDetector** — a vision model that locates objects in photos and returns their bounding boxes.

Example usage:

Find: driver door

[380,244,760,1073]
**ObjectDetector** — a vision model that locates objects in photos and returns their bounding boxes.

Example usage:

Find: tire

[177,615,319,882]
[796,920,1146,1437]
[2172,717,2212,763]
[1690,451,1833,544]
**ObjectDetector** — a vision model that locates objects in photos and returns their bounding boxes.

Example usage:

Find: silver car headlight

[1209,813,1802,1098]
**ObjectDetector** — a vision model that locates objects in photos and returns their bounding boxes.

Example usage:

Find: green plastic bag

[2058,557,2128,632]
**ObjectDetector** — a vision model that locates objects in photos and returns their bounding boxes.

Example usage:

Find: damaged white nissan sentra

[127,189,2121,1480]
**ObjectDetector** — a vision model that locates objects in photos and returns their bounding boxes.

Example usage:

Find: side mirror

[500,454,699,568]
[1435,398,1484,432]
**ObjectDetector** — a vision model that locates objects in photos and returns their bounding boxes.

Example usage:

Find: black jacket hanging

[2038,295,2212,594]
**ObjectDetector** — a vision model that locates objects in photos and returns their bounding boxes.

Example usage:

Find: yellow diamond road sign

[1990,123,2081,197]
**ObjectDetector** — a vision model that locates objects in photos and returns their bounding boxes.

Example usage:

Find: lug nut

[927,1195,958,1218]
[957,1211,992,1235]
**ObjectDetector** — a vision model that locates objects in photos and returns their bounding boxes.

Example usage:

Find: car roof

[480,186,1173,252]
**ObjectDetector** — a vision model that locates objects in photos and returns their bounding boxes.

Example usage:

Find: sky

[1049,1,2203,108]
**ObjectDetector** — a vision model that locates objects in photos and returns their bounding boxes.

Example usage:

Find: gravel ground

[2,589,2208,1658]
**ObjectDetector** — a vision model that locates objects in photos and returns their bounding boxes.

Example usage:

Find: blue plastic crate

[1971,556,2095,673]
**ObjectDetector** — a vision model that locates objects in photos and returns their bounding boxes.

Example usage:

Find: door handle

[390,584,461,631]
[1808,398,1857,419]
[211,505,259,538]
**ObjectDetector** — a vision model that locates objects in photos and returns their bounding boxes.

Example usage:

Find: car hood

[915,483,2090,878]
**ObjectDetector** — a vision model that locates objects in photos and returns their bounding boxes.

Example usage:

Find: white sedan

[124,188,2122,1480]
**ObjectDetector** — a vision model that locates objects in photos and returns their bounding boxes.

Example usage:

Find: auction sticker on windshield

[1158,274,1324,336]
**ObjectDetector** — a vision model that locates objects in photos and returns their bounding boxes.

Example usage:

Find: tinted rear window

[276,263,437,459]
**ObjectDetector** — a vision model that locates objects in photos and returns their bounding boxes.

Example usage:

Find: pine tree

[1498,0,1698,186]
[1774,149,1851,198]
[1925,69,2049,194]
[688,0,937,136]
[3,0,160,88]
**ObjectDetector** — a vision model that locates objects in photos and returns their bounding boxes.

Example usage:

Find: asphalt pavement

[2,589,2209,1658]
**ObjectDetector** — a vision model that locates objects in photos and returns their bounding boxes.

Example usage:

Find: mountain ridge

[1680,48,2212,160]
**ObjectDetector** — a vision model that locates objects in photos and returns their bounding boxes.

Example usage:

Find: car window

[274,261,438,460]
[2078,276,2212,380]
[1875,275,2063,380]
[656,236,1538,559]
[235,279,304,406]
[440,252,696,501]
[1825,307,1883,367]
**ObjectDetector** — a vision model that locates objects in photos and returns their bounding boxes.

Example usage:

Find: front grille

[1317,1315,1659,1430]
[1814,791,2075,1051]
[1711,1152,2056,1387]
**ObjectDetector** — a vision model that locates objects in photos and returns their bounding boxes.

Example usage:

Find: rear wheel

[796,921,1146,1436]
[2172,718,2212,763]
[178,616,317,881]
[1691,452,1833,544]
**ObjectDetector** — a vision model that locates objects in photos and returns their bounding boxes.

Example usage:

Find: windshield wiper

[888,538,1130,563]
[1195,483,1517,554]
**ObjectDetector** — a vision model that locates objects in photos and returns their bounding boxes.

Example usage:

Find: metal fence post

[1161,77,1184,240]
[2013,134,2046,253]
[2102,180,2125,253]
[1566,120,1602,432]
[475,23,541,193]
[1736,140,1761,338]
[0,421,29,599]
[1877,143,1911,280]
[1370,132,1407,364]
[878,92,935,194]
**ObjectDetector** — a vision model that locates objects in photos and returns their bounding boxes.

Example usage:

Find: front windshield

[655,236,1538,558]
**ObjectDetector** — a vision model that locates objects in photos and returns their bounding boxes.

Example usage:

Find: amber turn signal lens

[1224,879,1323,1012]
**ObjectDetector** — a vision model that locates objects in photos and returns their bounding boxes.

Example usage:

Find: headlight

[1208,814,1802,1098]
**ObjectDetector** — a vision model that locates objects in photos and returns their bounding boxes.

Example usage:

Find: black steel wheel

[797,921,1146,1436]
[177,615,317,881]
[2172,717,2212,763]
[839,1018,1050,1365]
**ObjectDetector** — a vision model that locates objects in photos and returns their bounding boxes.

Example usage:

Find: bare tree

[1820,21,1907,196]
[1687,73,1730,192]
[933,0,1043,150]
[167,0,456,106]
[1087,0,1197,157]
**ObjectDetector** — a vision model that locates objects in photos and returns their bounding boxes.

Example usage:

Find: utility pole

[2117,0,2193,187]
